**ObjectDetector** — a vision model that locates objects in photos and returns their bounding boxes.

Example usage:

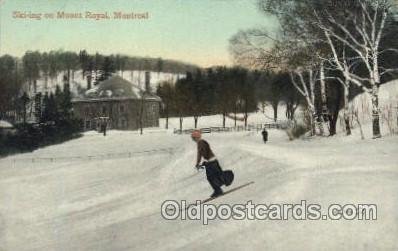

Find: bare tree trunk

[23,102,27,124]
[179,116,183,131]
[310,110,316,136]
[290,70,317,136]
[222,113,226,128]
[371,85,381,138]
[244,102,248,128]
[286,103,298,120]
[272,103,278,122]
[292,105,298,120]
[165,108,169,130]
[234,106,237,127]
[308,70,319,136]
[67,69,71,85]
[140,122,143,135]
[316,3,389,139]
[33,80,37,94]
[44,75,48,91]
[320,64,327,114]
[320,62,329,135]
[343,85,351,135]
[138,71,142,89]
[329,113,338,136]
[87,75,92,90]
[286,104,291,120]
[194,116,199,129]
[139,96,145,135]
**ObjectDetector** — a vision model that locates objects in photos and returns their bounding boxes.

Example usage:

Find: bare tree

[156,81,174,129]
[290,67,318,135]
[315,0,398,138]
[229,19,327,136]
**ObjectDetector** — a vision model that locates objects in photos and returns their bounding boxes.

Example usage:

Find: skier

[261,128,268,143]
[191,130,224,198]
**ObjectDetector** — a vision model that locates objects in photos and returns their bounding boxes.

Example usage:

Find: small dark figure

[261,128,268,143]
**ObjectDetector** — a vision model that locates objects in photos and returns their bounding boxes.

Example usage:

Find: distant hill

[18,50,198,96]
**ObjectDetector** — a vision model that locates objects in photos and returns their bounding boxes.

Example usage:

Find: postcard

[0,0,397,250]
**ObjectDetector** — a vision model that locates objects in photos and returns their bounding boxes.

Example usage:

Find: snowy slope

[0,126,397,250]
[339,79,398,137]
[1,79,397,251]
[31,70,183,96]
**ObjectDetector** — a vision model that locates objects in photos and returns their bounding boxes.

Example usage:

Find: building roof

[73,75,161,102]
[0,120,14,129]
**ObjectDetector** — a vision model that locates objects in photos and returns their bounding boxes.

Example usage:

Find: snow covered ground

[347,80,398,137]
[0,121,397,250]
[1,80,397,251]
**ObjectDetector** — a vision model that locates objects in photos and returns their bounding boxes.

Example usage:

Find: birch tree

[315,0,398,138]
[230,1,334,136]
[289,67,318,135]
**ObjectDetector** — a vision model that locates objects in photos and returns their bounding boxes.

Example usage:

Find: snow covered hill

[339,79,398,137]
[1,79,397,251]
[0,125,397,250]
[30,70,183,97]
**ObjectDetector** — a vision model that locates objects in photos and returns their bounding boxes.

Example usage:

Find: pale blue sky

[0,0,278,67]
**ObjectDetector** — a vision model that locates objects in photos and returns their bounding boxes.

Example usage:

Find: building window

[120,105,125,113]
[102,106,107,114]
[121,118,127,128]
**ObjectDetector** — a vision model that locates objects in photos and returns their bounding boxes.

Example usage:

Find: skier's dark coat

[196,139,223,195]
[196,139,215,166]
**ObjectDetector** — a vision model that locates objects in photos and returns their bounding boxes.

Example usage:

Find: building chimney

[145,71,151,93]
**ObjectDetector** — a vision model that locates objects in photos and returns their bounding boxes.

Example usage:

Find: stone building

[72,74,161,131]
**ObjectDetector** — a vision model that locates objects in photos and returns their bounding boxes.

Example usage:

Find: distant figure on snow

[261,128,268,143]
[191,130,225,198]
[101,120,107,136]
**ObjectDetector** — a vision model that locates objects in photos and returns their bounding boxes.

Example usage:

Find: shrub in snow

[286,123,309,140]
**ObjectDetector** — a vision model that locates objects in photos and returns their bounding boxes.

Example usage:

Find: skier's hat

[191,130,201,139]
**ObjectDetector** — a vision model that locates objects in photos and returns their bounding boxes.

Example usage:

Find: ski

[183,181,255,211]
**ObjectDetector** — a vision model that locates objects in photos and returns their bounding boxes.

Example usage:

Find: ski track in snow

[0,125,397,250]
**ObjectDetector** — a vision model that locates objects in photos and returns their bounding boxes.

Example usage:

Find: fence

[5,147,178,164]
[173,121,292,135]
